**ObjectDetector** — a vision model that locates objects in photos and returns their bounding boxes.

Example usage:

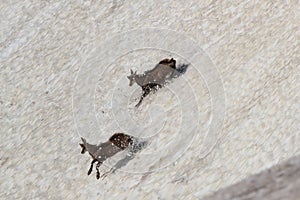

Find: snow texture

[0,0,299,199]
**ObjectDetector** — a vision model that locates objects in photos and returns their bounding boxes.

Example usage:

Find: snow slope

[1,1,299,199]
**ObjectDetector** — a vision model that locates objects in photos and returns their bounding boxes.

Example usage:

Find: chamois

[80,133,133,179]
[127,58,179,107]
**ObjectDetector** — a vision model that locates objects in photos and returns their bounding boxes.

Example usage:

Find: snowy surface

[0,0,299,199]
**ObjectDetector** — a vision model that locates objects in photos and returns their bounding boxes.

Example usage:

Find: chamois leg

[135,95,144,107]
[135,86,151,107]
[96,161,102,179]
[88,159,97,175]
[135,84,162,107]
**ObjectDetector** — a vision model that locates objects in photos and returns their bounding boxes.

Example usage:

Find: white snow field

[1,1,299,199]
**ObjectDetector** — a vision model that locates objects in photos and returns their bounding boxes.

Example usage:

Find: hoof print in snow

[127,58,189,107]
[80,133,133,179]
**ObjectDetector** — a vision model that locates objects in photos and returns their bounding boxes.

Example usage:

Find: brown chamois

[80,133,133,179]
[127,58,178,107]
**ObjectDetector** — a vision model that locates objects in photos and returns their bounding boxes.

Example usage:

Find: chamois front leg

[135,85,151,107]
[135,94,146,108]
[88,159,97,175]
[135,84,161,107]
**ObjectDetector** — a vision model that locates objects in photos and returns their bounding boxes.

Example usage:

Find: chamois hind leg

[88,159,97,175]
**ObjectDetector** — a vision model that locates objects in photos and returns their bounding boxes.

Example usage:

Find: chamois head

[127,69,137,86]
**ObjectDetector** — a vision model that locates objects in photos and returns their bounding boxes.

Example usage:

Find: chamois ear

[80,143,86,154]
[80,137,87,153]
[130,69,134,74]
[80,140,86,154]
[135,70,137,75]
[81,137,86,144]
